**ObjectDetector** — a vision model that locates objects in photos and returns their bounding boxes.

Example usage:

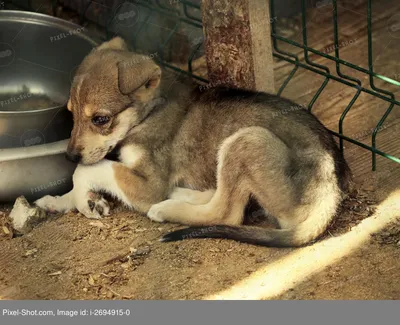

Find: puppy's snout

[65,151,82,163]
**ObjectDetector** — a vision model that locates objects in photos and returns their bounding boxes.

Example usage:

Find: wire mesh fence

[3,0,400,170]
[270,0,400,171]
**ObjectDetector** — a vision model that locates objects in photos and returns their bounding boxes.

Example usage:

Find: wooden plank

[201,0,275,93]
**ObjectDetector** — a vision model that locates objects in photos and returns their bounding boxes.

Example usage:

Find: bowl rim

[0,10,98,115]
[0,138,70,162]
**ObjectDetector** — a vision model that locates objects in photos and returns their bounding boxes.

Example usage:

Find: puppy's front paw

[76,191,110,219]
[35,195,70,213]
[147,203,167,223]
[147,199,184,223]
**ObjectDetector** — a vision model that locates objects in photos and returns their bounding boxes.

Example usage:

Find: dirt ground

[0,186,399,300]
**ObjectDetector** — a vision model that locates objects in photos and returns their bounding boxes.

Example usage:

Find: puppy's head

[66,37,162,165]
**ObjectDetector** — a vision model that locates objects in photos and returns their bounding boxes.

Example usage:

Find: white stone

[9,196,48,234]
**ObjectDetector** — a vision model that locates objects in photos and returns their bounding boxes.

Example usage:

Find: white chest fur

[119,144,146,168]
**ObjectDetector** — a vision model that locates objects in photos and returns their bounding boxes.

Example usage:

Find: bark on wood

[202,0,275,93]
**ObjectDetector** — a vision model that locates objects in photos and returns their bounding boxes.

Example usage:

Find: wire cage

[3,0,400,172]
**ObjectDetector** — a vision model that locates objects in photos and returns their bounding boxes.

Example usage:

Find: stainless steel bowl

[0,139,76,202]
[0,11,98,202]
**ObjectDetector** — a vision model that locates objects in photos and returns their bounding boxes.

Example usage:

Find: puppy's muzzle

[65,151,82,163]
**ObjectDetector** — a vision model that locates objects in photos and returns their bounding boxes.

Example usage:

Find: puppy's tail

[160,225,297,247]
[160,207,337,247]
[161,168,346,247]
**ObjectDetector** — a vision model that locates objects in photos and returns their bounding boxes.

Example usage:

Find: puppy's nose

[65,151,82,163]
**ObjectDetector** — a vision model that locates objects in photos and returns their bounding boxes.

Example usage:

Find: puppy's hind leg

[169,187,216,205]
[148,127,294,227]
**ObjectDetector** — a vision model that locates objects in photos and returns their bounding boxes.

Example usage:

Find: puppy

[35,37,352,247]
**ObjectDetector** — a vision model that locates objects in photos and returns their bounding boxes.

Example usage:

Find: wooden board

[201,0,275,92]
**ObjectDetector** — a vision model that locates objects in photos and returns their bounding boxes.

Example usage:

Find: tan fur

[83,104,97,117]
[35,37,351,247]
[96,36,129,51]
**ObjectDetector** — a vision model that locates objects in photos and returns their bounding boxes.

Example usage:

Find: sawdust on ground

[0,188,399,300]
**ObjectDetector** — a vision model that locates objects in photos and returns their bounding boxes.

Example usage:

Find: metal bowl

[0,11,98,202]
[0,139,76,202]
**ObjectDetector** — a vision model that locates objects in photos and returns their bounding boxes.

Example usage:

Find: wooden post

[202,0,275,93]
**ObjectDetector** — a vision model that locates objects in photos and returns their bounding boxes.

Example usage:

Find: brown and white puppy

[35,37,352,247]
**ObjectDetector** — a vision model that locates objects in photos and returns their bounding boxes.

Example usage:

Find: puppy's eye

[92,116,110,126]
[145,80,151,89]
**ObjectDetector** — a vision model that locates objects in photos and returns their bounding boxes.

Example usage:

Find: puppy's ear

[97,37,129,51]
[117,58,161,96]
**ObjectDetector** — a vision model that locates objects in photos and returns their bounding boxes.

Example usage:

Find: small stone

[130,246,151,258]
[121,262,131,269]
[24,248,38,257]
[9,196,49,234]
[115,233,126,240]
[192,259,202,264]
[89,221,109,229]
[134,228,147,233]
[88,275,95,286]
